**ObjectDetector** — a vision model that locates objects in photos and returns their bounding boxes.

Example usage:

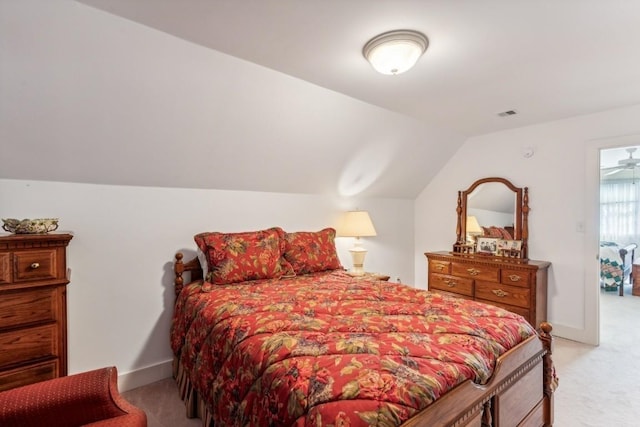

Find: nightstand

[346,271,391,281]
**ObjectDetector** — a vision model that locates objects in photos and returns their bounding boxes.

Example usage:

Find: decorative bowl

[2,218,59,234]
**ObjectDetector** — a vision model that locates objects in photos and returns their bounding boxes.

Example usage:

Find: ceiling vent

[498,110,518,117]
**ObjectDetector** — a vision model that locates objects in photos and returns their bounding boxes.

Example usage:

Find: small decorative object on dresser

[476,237,499,254]
[0,232,73,391]
[2,218,59,234]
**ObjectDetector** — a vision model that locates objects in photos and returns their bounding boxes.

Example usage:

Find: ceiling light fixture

[363,30,428,75]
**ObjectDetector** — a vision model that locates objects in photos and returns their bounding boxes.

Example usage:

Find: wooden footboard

[402,322,556,427]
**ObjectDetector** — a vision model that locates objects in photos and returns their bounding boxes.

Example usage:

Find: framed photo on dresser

[497,239,522,257]
[477,237,499,254]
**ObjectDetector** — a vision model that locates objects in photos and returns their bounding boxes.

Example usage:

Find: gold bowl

[2,218,59,234]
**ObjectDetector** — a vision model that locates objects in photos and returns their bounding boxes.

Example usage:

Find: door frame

[585,134,640,345]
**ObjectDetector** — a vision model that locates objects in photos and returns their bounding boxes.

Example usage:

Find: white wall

[0,0,463,199]
[0,179,414,389]
[415,103,640,345]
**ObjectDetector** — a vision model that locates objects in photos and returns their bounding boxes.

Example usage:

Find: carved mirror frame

[454,177,529,259]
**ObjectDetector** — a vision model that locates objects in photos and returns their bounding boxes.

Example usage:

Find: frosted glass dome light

[363,30,429,75]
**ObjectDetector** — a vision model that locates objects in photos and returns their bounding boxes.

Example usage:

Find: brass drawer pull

[467,268,480,276]
[444,280,456,288]
[508,274,521,282]
[30,262,40,269]
[435,265,444,271]
[492,289,508,298]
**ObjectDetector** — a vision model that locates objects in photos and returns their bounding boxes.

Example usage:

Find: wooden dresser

[0,233,73,391]
[425,251,550,327]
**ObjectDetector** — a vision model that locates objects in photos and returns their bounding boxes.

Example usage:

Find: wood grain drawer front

[13,250,57,282]
[429,273,474,297]
[501,269,531,288]
[496,362,543,427]
[429,260,450,275]
[0,288,57,329]
[0,252,10,284]
[475,282,530,308]
[0,324,57,368]
[451,263,499,282]
[0,360,58,392]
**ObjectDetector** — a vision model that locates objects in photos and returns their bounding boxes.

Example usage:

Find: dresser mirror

[453,177,529,259]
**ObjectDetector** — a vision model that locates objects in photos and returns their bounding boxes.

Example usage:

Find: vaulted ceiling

[78,0,640,136]
[4,1,640,198]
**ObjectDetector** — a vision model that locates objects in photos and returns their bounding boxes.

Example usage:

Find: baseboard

[117,359,173,392]
[549,323,597,346]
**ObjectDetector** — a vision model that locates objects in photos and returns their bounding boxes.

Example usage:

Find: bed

[600,241,637,296]
[171,227,557,426]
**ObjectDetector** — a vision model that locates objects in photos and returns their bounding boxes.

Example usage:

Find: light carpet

[123,288,640,427]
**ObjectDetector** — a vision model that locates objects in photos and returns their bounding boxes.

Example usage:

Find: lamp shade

[466,216,483,234]
[337,211,377,238]
[363,30,429,75]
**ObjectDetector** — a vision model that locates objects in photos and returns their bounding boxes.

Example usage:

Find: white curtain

[600,179,640,246]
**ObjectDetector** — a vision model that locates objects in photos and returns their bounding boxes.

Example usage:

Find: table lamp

[466,215,483,244]
[337,210,377,275]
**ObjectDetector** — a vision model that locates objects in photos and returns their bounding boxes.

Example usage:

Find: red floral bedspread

[171,270,536,426]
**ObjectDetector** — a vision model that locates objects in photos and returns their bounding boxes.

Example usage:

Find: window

[600,179,640,246]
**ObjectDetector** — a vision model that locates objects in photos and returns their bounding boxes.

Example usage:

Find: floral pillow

[194,227,294,285]
[283,228,343,275]
[482,226,512,240]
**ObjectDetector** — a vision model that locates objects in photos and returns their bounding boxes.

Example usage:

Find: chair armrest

[0,367,147,427]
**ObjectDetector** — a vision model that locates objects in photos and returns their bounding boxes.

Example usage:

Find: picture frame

[497,239,523,257]
[476,237,499,254]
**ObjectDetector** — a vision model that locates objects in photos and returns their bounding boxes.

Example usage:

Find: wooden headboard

[174,252,203,298]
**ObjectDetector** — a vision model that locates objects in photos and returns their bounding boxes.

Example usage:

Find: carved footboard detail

[539,322,557,426]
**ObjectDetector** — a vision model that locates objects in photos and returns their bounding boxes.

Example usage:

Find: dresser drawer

[0,288,57,329]
[501,269,531,288]
[475,281,530,308]
[0,252,10,284]
[0,324,57,368]
[0,360,58,392]
[13,250,57,282]
[429,273,474,297]
[429,260,450,275]
[451,263,499,282]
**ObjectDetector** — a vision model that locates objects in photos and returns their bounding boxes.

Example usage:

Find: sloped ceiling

[77,0,640,135]
[3,1,640,198]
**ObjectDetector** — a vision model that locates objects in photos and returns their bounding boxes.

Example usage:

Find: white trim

[117,359,173,392]
[551,323,595,346]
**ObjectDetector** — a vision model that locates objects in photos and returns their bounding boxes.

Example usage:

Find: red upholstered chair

[0,366,147,427]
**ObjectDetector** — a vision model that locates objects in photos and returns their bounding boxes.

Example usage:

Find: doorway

[584,135,640,345]
[599,146,639,296]
[584,139,640,346]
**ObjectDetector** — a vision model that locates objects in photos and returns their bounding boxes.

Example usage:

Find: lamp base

[349,245,368,276]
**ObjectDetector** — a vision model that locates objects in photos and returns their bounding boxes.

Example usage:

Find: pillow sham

[482,226,512,240]
[283,227,342,275]
[194,227,294,285]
